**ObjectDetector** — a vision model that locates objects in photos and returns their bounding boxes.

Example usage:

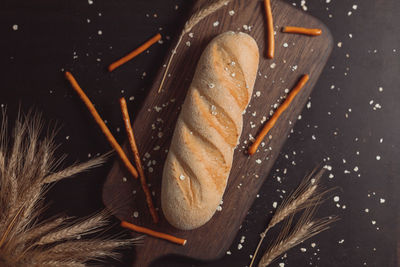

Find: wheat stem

[157,0,231,93]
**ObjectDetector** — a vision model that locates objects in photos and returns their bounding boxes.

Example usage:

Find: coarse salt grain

[179,174,185,180]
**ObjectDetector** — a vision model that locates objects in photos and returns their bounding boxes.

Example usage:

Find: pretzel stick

[264,0,275,59]
[65,71,138,178]
[108,33,161,72]
[119,97,159,223]
[121,221,187,246]
[248,74,310,155]
[282,26,322,36]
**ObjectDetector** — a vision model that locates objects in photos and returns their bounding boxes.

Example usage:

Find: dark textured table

[0,0,398,266]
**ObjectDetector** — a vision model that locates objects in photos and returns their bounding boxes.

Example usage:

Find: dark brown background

[0,0,398,266]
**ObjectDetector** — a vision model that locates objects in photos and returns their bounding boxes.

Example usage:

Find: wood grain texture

[102,0,333,266]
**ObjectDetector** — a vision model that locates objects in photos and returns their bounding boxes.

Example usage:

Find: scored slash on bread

[161,31,260,230]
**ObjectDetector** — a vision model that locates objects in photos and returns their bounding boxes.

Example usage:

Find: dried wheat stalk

[157,0,232,93]
[258,208,338,267]
[0,112,140,267]
[249,169,333,267]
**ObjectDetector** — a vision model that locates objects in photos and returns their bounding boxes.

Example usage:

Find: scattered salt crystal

[179,174,185,180]
[185,41,191,47]
[226,250,232,255]
[133,211,139,218]
[380,198,385,204]
[333,196,340,202]
[337,42,343,48]
[283,43,288,48]
[255,159,262,164]
[12,24,18,31]
[213,21,219,27]
[272,202,277,208]
[229,10,235,16]
[97,30,102,35]
[270,63,276,69]
[300,247,307,252]
[376,155,381,160]
[238,244,243,250]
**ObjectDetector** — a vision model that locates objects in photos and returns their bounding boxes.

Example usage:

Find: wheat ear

[258,208,338,267]
[249,169,329,267]
[43,153,109,184]
[35,212,108,246]
[39,260,86,267]
[22,217,67,244]
[157,0,231,93]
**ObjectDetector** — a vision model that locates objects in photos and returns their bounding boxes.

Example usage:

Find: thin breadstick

[121,221,187,246]
[264,0,275,59]
[282,26,322,36]
[119,97,159,223]
[248,74,310,155]
[64,71,138,178]
[108,33,161,72]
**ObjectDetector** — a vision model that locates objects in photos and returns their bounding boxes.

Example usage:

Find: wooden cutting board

[102,0,333,265]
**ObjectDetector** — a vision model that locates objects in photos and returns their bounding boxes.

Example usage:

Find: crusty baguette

[161,31,259,230]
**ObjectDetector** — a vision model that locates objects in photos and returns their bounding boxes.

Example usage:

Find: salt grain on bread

[161,31,259,230]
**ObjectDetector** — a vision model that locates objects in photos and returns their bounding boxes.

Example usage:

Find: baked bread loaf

[161,31,259,230]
